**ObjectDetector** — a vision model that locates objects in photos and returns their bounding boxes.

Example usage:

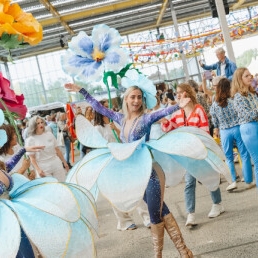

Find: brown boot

[150,221,165,258]
[163,213,193,258]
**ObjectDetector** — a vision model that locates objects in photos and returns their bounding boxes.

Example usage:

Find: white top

[26,132,58,162]
[220,61,226,77]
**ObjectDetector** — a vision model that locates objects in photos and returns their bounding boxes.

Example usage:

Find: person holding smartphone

[199,47,237,81]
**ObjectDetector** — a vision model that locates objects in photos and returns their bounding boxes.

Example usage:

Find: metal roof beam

[39,0,159,27]
[39,0,75,35]
[156,0,169,27]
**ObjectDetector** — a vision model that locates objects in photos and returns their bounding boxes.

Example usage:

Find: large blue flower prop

[62,24,129,83]
[0,109,7,147]
[67,116,230,212]
[0,174,98,258]
[121,69,157,109]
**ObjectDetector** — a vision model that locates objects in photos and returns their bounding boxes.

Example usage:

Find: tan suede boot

[150,221,165,258]
[163,213,193,258]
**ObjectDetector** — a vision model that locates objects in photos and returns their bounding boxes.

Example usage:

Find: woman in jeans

[231,68,258,188]
[161,83,224,227]
[210,78,254,191]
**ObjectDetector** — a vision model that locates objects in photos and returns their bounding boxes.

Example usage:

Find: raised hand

[64,83,81,92]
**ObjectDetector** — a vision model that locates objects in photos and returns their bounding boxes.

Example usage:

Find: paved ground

[90,164,258,258]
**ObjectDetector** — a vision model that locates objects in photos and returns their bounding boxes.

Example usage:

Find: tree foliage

[236,48,258,68]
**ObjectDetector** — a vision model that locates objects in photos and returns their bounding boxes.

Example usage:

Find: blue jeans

[240,122,258,186]
[220,125,253,183]
[64,136,71,164]
[184,172,221,213]
[144,170,170,224]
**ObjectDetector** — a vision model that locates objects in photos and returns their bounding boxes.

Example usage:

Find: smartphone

[204,70,213,80]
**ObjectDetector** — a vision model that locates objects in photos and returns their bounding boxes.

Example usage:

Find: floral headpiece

[121,69,157,109]
[0,109,7,147]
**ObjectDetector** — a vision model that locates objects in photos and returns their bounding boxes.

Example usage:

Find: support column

[187,21,202,81]
[169,0,189,80]
[35,55,48,103]
[214,0,236,62]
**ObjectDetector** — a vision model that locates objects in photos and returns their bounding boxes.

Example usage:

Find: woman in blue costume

[0,110,98,258]
[64,82,194,258]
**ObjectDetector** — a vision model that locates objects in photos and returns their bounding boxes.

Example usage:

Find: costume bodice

[0,169,13,196]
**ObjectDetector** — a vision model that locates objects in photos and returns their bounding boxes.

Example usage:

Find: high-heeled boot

[163,213,193,258]
[150,221,165,258]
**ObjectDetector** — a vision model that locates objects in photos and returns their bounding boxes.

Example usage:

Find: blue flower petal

[0,202,20,258]
[68,31,93,58]
[0,109,4,125]
[104,48,129,73]
[0,130,7,147]
[92,24,121,52]
[62,52,103,82]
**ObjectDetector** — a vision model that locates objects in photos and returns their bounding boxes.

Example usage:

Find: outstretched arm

[148,94,190,124]
[202,74,214,98]
[64,83,123,124]
[5,146,45,173]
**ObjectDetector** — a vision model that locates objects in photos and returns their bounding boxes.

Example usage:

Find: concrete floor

[92,164,258,258]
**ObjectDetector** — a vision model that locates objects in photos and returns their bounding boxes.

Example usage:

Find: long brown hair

[0,124,16,155]
[94,100,107,127]
[177,83,197,105]
[0,161,6,170]
[231,67,255,97]
[85,106,94,121]
[215,78,231,107]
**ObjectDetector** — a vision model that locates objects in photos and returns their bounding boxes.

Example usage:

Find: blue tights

[144,170,170,224]
[16,228,35,258]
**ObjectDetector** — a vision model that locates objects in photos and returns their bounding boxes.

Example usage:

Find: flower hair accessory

[0,109,7,147]
[121,69,157,109]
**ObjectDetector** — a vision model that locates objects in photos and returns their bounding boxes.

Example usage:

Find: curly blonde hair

[231,68,255,97]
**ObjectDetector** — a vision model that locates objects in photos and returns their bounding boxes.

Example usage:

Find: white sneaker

[185,213,197,226]
[226,182,237,191]
[208,204,225,218]
[245,182,256,190]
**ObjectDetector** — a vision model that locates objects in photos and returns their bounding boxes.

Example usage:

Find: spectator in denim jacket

[199,47,237,81]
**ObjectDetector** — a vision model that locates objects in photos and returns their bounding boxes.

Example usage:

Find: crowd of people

[1,46,257,258]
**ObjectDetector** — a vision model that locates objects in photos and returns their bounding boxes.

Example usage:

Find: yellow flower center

[92,47,105,62]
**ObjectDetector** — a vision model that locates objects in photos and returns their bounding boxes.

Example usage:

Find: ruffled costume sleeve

[5,148,26,173]
[79,88,124,125]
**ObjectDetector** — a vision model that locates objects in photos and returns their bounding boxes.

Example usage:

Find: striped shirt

[161,104,210,134]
